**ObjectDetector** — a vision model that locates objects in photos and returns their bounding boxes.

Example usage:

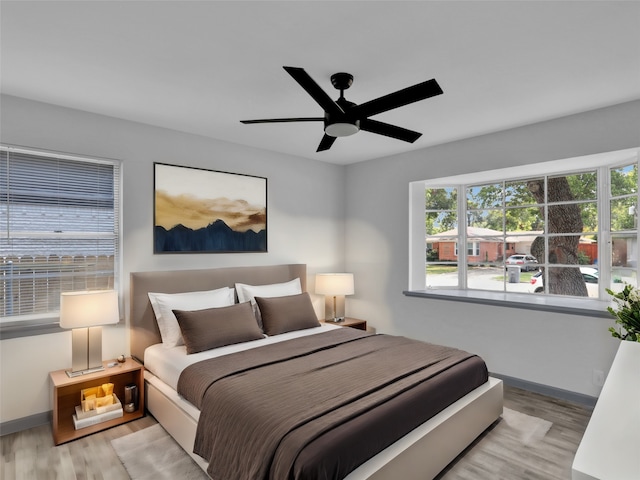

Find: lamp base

[324,295,346,322]
[326,317,345,323]
[65,365,105,378]
[68,326,104,377]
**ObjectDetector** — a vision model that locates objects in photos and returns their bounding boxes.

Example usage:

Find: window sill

[0,319,65,340]
[403,289,611,318]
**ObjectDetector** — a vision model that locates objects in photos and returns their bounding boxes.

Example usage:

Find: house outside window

[409,149,638,304]
[0,145,121,331]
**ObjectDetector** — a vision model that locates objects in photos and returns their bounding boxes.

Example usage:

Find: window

[453,242,480,257]
[467,242,480,257]
[408,149,639,309]
[1,146,121,330]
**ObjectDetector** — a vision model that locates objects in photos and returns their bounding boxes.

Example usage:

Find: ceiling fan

[240,66,443,152]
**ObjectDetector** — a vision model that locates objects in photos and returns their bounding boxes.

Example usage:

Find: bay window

[408,148,638,312]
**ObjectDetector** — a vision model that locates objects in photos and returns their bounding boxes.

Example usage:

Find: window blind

[0,146,121,323]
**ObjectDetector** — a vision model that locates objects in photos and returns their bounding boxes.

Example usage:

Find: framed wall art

[153,163,267,253]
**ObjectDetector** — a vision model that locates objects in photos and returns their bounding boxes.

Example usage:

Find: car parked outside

[530,267,599,297]
[505,254,539,272]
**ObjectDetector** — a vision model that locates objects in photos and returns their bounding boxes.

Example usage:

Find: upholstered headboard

[130,264,307,363]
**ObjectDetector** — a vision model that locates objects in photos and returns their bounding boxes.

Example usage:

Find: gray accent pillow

[173,302,264,354]
[255,292,320,336]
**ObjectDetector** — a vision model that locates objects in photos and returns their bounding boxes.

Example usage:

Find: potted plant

[606,284,640,341]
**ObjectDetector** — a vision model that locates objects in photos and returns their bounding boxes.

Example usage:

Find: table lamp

[315,273,354,322]
[60,290,119,377]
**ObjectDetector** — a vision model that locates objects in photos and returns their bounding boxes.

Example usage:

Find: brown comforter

[178,328,488,480]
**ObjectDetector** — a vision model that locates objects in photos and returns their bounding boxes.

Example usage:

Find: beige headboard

[130,264,307,363]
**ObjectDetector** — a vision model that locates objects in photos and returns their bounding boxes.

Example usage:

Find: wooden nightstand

[49,357,144,445]
[323,317,367,331]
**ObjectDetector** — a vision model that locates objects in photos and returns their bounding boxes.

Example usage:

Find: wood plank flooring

[2,385,591,480]
[437,386,592,480]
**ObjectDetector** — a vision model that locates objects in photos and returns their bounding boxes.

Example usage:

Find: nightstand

[323,317,367,331]
[49,357,144,445]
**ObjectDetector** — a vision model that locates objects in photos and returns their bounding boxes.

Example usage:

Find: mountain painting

[154,163,267,253]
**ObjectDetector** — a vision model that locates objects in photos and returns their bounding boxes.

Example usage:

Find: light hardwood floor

[2,385,591,480]
[437,386,592,480]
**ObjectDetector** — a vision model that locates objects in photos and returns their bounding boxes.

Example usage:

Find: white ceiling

[2,1,639,165]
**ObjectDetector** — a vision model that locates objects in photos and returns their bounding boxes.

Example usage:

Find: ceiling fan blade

[360,118,422,143]
[283,66,344,116]
[240,117,323,124]
[316,134,336,152]
[353,79,443,119]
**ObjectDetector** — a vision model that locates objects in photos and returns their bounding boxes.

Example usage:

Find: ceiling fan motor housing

[324,95,360,137]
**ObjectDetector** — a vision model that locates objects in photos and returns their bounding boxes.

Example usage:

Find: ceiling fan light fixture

[325,120,360,137]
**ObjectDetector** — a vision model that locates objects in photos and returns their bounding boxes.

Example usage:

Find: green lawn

[426,265,457,274]
[493,271,536,283]
[426,265,537,283]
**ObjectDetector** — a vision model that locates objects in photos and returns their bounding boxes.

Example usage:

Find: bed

[130,264,503,479]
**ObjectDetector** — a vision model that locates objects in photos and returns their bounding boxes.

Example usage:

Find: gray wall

[344,100,640,397]
[1,94,639,425]
[0,95,346,423]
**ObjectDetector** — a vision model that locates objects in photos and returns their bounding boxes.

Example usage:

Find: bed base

[144,371,503,480]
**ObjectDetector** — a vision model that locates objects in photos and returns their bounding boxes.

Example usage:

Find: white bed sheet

[144,323,341,391]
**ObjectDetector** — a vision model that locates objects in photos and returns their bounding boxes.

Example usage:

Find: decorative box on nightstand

[323,317,367,331]
[49,357,144,445]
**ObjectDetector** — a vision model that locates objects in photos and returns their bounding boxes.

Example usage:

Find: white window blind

[0,145,121,324]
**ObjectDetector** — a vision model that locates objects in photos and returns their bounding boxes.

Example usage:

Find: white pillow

[235,278,302,328]
[148,287,235,348]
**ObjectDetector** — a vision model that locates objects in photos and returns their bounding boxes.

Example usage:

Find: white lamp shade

[315,273,355,296]
[60,290,119,328]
